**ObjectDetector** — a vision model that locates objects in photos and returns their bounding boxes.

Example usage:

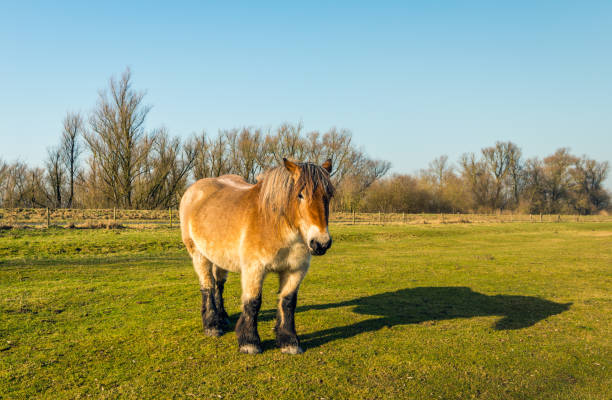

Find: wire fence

[1,208,611,229]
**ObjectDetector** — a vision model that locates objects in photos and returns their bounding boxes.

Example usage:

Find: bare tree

[85,68,152,208]
[61,112,83,208]
[192,131,212,180]
[135,128,199,208]
[234,128,265,183]
[460,152,493,211]
[209,134,230,177]
[541,148,578,213]
[506,145,523,207]
[45,146,64,207]
[2,162,49,208]
[570,157,610,213]
[321,128,353,181]
[522,157,547,213]
[481,141,519,210]
[1,161,27,207]
[424,155,452,187]
[272,123,306,163]
[0,158,8,207]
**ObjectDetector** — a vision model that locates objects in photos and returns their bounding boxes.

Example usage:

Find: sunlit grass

[1,223,611,399]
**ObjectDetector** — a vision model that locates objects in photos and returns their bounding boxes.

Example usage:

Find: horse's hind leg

[192,252,223,337]
[236,267,264,354]
[213,265,230,328]
[275,269,307,354]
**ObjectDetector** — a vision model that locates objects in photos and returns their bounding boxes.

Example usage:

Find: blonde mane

[258,162,334,222]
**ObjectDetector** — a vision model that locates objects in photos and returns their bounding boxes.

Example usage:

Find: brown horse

[180,158,334,354]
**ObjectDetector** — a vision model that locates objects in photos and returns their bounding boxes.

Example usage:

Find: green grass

[1,223,611,399]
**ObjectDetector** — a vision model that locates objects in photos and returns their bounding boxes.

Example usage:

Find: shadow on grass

[252,286,571,350]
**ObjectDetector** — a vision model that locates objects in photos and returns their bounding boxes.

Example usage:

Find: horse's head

[284,158,334,256]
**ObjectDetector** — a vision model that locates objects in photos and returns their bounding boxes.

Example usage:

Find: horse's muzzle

[309,237,332,256]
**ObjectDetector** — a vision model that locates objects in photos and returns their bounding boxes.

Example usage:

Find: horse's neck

[250,184,302,247]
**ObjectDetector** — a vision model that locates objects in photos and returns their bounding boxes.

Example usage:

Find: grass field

[1,223,611,399]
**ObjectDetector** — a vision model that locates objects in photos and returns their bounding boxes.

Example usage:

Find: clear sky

[1,1,611,186]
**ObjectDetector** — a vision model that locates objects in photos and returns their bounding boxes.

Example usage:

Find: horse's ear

[322,159,332,174]
[283,158,301,179]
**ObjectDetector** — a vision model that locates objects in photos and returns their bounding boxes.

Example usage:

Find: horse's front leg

[276,268,307,354]
[236,267,264,354]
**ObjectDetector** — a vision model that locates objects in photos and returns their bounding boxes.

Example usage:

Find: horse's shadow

[241,286,571,351]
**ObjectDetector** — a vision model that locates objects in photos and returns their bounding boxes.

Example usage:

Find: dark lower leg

[201,288,222,336]
[275,291,300,351]
[236,294,262,354]
[213,280,229,328]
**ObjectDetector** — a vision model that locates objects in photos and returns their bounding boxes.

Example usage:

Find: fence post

[378,211,381,225]
[352,210,356,225]
[540,213,543,223]
[46,207,50,228]
[113,207,116,223]
[169,207,172,228]
[557,214,561,223]
[402,212,405,224]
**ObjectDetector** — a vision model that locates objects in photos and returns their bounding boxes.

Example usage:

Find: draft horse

[180,158,334,354]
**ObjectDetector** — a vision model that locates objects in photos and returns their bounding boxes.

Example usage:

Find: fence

[1,208,611,229]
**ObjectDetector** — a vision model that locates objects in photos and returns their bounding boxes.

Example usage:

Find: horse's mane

[258,162,334,222]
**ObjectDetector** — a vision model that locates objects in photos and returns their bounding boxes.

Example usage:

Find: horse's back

[179,175,255,262]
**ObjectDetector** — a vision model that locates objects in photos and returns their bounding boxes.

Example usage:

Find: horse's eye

[298,192,304,199]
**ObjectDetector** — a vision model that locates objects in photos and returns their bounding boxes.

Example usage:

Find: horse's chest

[267,242,310,272]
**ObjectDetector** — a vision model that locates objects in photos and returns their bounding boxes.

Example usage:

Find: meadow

[1,222,611,399]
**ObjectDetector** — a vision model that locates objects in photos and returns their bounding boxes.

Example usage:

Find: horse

[179,158,334,354]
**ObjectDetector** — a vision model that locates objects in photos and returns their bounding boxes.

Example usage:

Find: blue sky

[1,1,611,186]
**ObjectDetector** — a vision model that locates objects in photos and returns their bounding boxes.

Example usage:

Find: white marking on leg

[281,345,303,355]
[239,344,262,354]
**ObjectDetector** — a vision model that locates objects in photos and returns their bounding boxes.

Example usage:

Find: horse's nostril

[309,239,317,250]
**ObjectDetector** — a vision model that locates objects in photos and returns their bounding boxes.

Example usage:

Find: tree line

[0,70,390,211]
[0,68,609,214]
[360,144,610,215]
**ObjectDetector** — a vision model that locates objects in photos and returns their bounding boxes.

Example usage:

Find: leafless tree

[234,128,265,183]
[272,123,306,163]
[134,128,198,208]
[522,157,547,213]
[423,155,452,187]
[321,127,353,181]
[541,148,578,213]
[3,162,48,208]
[506,145,523,207]
[570,157,609,213]
[460,152,493,211]
[61,112,84,208]
[481,141,520,210]
[45,146,64,207]
[85,68,152,208]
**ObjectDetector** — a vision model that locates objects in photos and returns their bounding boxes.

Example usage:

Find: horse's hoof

[205,328,223,337]
[280,345,303,355]
[239,344,262,354]
[220,318,230,328]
